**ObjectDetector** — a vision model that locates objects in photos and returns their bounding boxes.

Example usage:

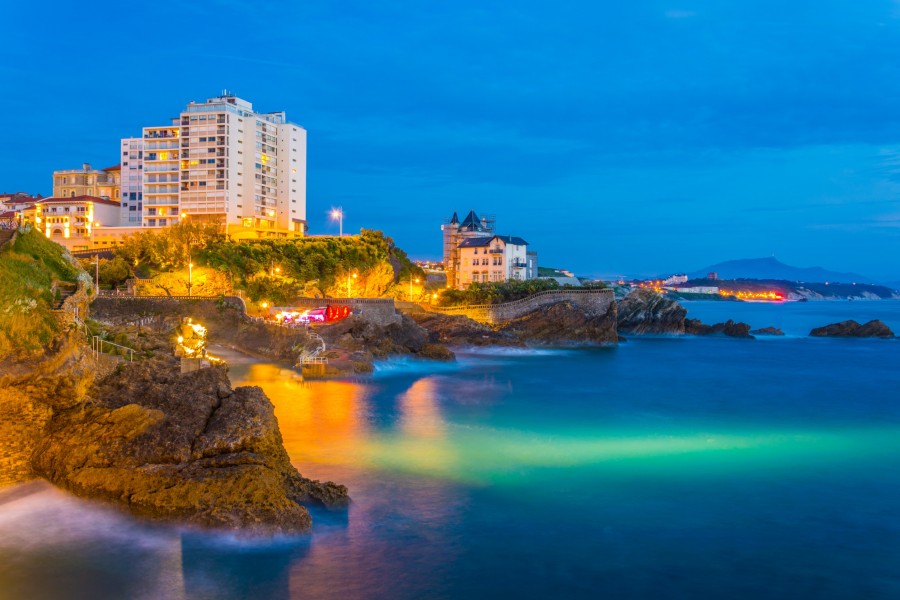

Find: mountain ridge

[688,257,879,285]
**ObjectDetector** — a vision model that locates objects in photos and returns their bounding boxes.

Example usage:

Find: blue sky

[3,1,900,280]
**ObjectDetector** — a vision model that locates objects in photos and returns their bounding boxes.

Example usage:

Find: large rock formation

[685,318,754,338]
[809,320,895,338]
[500,300,618,344]
[410,312,523,347]
[617,289,688,334]
[31,357,347,534]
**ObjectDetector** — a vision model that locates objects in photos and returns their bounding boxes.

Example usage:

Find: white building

[34,196,121,251]
[663,274,689,285]
[457,235,531,287]
[124,93,307,236]
[119,138,144,225]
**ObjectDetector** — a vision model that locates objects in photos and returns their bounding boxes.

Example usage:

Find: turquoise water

[1,301,899,598]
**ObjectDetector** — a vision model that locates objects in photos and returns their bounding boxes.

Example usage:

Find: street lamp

[409,277,419,301]
[330,207,343,237]
[347,272,357,298]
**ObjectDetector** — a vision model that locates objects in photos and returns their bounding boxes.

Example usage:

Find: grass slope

[0,230,82,358]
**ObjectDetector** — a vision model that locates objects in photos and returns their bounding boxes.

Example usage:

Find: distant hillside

[690,257,877,285]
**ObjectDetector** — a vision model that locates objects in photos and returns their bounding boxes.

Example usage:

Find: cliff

[32,358,347,534]
[500,300,618,344]
[617,289,754,338]
[2,232,347,534]
[617,289,687,334]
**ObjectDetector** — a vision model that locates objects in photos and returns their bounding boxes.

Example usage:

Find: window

[472,259,478,265]
[472,273,478,281]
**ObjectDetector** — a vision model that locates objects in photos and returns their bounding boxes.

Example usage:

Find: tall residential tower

[127,93,307,236]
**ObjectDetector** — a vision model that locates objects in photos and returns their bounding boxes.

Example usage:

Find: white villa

[457,234,535,286]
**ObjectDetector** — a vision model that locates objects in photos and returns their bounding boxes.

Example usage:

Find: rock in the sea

[32,358,348,535]
[500,300,618,344]
[617,289,687,334]
[750,326,785,336]
[809,320,894,338]
[685,319,754,338]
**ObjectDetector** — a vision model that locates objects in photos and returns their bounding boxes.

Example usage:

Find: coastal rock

[31,358,348,534]
[418,343,457,361]
[685,319,754,338]
[809,320,894,338]
[409,312,523,347]
[617,289,687,334]
[750,326,785,336]
[500,300,618,344]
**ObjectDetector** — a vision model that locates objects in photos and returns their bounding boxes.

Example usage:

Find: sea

[1,300,900,599]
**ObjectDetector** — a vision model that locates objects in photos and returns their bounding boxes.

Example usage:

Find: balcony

[488,249,503,254]
[512,261,527,269]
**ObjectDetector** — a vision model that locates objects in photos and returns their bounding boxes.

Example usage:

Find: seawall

[424,289,616,325]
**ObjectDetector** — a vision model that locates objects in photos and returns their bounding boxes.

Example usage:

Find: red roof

[101,164,121,172]
[37,195,121,207]
[0,210,17,219]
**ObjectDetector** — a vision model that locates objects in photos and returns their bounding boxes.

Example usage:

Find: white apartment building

[119,138,144,225]
[457,235,531,287]
[125,93,307,235]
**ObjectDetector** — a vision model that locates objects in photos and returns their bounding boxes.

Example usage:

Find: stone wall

[91,296,247,324]
[425,289,616,325]
[285,298,400,326]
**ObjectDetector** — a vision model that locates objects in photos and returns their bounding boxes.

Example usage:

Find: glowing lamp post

[409,277,419,301]
[347,272,358,298]
[330,207,343,237]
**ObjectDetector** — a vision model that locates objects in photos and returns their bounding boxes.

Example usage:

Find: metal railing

[92,336,135,362]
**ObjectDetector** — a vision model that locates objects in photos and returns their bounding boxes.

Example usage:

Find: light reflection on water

[3,302,900,599]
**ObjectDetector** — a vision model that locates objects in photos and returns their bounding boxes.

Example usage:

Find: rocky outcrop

[809,320,895,338]
[500,300,618,344]
[751,326,785,336]
[410,312,522,347]
[31,357,347,534]
[320,313,456,360]
[685,319,754,338]
[617,289,687,334]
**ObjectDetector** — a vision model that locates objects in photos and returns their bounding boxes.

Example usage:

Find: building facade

[52,164,120,201]
[457,235,532,287]
[442,210,537,289]
[125,93,307,236]
[119,138,144,225]
[34,196,121,251]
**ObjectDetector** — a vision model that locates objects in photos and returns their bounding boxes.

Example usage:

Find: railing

[299,356,327,365]
[92,336,135,362]
[427,288,614,313]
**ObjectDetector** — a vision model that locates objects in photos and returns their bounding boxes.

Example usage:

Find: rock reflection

[398,377,445,440]
[235,364,372,470]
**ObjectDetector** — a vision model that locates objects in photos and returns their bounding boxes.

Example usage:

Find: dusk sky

[3,1,900,280]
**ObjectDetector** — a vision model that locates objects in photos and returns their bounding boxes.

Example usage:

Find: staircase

[53,285,77,309]
[0,228,14,250]
[297,330,327,365]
